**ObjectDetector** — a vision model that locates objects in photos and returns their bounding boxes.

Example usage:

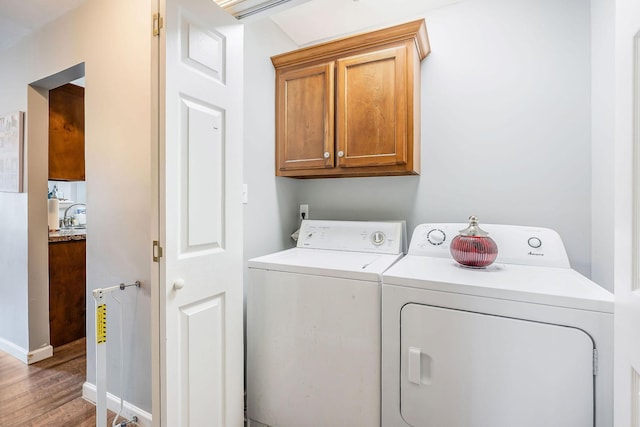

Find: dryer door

[400,304,594,427]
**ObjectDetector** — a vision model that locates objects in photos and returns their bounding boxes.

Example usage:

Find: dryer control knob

[528,237,542,248]
[427,229,446,246]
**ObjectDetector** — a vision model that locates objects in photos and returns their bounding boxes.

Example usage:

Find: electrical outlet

[299,204,309,220]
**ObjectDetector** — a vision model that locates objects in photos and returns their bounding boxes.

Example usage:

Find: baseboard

[0,337,52,365]
[27,344,53,364]
[82,381,152,427]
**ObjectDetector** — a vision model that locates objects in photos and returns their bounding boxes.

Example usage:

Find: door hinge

[593,348,598,376]
[153,13,163,37]
[153,240,163,262]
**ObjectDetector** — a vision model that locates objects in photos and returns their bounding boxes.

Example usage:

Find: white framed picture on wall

[0,111,24,193]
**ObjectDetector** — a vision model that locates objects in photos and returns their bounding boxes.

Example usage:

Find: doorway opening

[31,63,87,351]
[47,79,87,349]
[12,62,97,424]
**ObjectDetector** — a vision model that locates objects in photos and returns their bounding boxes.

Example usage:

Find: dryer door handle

[408,346,432,385]
[408,347,421,385]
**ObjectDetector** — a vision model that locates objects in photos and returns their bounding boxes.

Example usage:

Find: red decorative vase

[450,216,498,268]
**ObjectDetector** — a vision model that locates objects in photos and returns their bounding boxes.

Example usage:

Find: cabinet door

[49,240,86,347]
[276,62,334,174]
[49,84,85,181]
[336,45,407,168]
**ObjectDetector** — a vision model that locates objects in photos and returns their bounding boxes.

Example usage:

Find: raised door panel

[336,45,407,169]
[49,84,85,181]
[276,62,334,174]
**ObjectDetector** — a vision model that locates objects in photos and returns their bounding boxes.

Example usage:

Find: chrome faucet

[63,203,86,228]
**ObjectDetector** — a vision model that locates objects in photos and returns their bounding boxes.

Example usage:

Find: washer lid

[383,256,613,313]
[249,247,403,281]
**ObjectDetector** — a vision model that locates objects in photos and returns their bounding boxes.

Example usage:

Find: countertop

[49,228,86,243]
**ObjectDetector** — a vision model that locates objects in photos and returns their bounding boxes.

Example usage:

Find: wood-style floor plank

[0,338,118,426]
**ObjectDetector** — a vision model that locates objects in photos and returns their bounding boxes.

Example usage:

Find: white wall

[0,192,28,351]
[243,18,300,264]
[0,0,152,413]
[591,0,616,290]
[244,0,594,278]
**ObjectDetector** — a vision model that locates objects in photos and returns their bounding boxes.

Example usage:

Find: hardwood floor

[0,338,117,426]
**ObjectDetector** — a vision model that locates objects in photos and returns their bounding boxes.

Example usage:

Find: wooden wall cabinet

[49,83,85,181]
[49,240,86,347]
[272,20,430,178]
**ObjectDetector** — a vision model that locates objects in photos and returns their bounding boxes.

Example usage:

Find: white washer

[247,220,405,427]
[382,223,613,427]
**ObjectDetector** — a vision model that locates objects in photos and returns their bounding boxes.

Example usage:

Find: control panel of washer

[408,223,570,268]
[297,220,404,254]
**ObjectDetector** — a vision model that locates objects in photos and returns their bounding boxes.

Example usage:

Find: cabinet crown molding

[271,19,430,69]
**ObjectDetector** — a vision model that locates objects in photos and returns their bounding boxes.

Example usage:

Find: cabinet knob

[173,279,185,290]
[324,152,330,159]
[338,151,344,158]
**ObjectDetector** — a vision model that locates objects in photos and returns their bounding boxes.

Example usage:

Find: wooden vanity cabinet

[272,19,430,178]
[49,83,85,181]
[49,239,86,347]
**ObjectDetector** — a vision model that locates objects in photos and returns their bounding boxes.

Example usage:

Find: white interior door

[619,25,640,427]
[157,0,244,425]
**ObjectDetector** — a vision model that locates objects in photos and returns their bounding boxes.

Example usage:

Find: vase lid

[458,215,490,237]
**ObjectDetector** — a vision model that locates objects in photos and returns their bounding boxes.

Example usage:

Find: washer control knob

[427,229,446,246]
[528,237,542,249]
[371,231,386,246]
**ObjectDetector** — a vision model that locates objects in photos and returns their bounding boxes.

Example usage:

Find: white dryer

[382,223,613,427]
[247,220,405,427]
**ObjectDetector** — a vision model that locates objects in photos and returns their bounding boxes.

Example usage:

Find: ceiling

[268,0,459,46]
[0,0,459,51]
[0,0,87,51]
